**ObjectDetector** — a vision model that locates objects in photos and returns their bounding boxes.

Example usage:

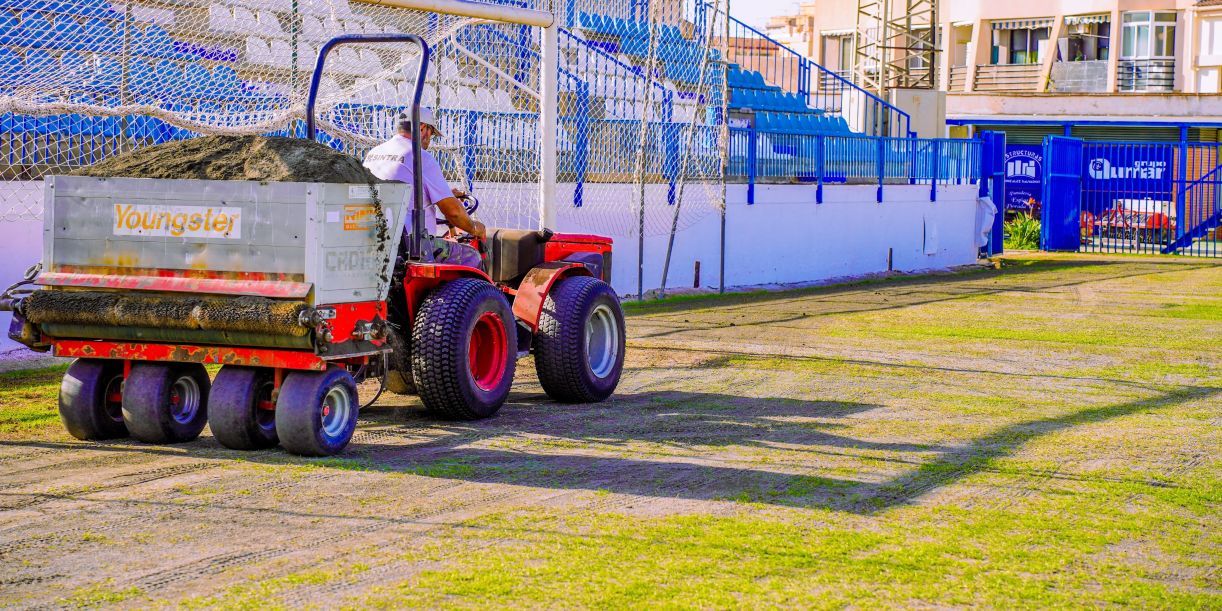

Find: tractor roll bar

[306,34,432,262]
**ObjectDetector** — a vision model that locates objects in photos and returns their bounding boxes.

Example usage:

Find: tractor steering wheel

[436,191,480,228]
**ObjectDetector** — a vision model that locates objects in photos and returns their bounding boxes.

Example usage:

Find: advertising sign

[1003,145,1043,213]
[1083,147,1174,198]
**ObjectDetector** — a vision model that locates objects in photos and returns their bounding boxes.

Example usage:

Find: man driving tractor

[362,107,484,268]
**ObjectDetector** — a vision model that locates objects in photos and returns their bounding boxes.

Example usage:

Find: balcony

[973,64,1041,92]
[948,66,967,91]
[1049,60,1108,93]
[1118,59,1175,92]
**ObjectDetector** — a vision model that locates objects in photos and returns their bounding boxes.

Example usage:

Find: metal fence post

[747,124,757,205]
[816,134,824,204]
[1177,141,1188,241]
[930,139,940,202]
[573,83,589,207]
[876,137,885,203]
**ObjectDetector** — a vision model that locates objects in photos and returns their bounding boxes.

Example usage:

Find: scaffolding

[853,0,938,97]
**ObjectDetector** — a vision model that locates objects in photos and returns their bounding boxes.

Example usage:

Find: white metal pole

[539,23,559,229]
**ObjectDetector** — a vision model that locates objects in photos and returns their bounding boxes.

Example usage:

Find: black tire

[58,359,127,440]
[207,366,278,451]
[275,366,358,457]
[411,278,516,420]
[534,276,625,403]
[384,324,416,395]
[122,363,210,444]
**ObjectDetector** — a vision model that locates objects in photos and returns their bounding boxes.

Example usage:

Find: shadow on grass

[5,384,1216,516]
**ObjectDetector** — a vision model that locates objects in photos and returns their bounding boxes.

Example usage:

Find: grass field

[0,253,1219,609]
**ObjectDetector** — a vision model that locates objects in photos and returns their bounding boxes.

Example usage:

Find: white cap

[399,107,442,138]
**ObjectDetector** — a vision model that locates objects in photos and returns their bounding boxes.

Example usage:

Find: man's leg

[430,237,484,270]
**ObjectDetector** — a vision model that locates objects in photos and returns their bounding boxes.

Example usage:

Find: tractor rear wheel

[534,276,625,403]
[58,359,128,440]
[208,366,278,451]
[412,278,516,420]
[275,367,359,457]
[122,363,210,444]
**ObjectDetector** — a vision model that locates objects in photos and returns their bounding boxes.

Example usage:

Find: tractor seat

[487,228,552,283]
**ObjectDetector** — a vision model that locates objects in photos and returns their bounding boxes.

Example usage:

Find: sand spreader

[1,34,625,456]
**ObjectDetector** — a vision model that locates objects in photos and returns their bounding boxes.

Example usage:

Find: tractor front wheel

[275,367,359,457]
[534,276,625,403]
[412,278,516,420]
[58,359,128,441]
[122,363,210,444]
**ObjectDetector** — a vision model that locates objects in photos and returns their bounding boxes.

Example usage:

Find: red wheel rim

[469,312,508,391]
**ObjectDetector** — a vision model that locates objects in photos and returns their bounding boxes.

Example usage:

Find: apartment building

[764,1,1222,143]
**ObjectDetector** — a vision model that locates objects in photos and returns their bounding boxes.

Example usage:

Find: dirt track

[1,254,1219,608]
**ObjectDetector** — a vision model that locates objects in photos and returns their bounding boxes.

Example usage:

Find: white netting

[0,0,728,235]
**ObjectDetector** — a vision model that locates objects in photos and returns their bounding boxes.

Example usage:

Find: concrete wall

[556,183,983,297]
[0,181,983,353]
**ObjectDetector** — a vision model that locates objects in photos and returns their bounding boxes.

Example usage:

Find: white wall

[556,183,982,297]
[0,181,982,352]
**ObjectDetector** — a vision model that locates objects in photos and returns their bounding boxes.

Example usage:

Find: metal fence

[1042,137,1222,258]
[727,127,982,204]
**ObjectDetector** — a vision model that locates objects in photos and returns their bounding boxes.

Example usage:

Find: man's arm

[436,197,485,239]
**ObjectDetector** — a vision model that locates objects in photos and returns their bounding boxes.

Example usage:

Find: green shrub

[1004,213,1041,250]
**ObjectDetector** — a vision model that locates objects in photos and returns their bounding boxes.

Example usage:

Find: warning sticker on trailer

[112,204,241,239]
[342,204,391,231]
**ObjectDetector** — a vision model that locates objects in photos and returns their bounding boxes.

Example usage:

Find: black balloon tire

[411,278,516,420]
[534,276,626,403]
[208,366,279,451]
[275,366,359,457]
[122,362,211,444]
[58,359,128,441]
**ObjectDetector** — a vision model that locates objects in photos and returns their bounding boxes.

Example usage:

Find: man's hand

[451,188,467,199]
[436,196,485,239]
[469,220,487,240]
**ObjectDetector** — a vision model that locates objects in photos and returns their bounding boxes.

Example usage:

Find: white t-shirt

[362,134,452,235]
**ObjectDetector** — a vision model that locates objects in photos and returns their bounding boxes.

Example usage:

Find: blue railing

[728,128,981,203]
[707,4,912,138]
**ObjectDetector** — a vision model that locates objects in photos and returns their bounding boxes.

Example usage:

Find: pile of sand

[73,135,379,183]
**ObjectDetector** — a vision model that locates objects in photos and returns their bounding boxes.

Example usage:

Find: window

[1122,11,1177,59]
[1010,28,1050,64]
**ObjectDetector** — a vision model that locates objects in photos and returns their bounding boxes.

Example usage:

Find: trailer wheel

[208,366,278,451]
[534,276,625,403]
[275,367,358,457]
[384,325,416,395]
[412,278,516,420]
[58,359,128,440]
[122,363,210,444]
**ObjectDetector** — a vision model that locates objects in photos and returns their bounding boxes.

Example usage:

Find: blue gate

[1041,137,1222,257]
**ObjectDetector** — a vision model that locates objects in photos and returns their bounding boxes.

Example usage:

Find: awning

[1065,14,1109,26]
[992,18,1054,30]
[821,28,854,37]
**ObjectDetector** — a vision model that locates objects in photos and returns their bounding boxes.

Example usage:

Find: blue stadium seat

[181,63,209,96]
[0,48,21,87]
[152,59,182,93]
[59,50,88,75]
[86,55,120,92]
[21,50,56,85]
[0,11,17,45]
[127,59,155,94]
[208,65,240,97]
[47,13,86,50]
[81,17,119,52]
[14,11,54,48]
[136,25,183,59]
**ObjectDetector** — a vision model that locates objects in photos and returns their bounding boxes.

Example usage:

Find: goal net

[0,0,728,237]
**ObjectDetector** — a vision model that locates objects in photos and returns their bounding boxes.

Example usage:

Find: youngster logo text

[113,204,242,239]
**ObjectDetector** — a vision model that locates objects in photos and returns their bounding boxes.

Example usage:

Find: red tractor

[0,35,625,456]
